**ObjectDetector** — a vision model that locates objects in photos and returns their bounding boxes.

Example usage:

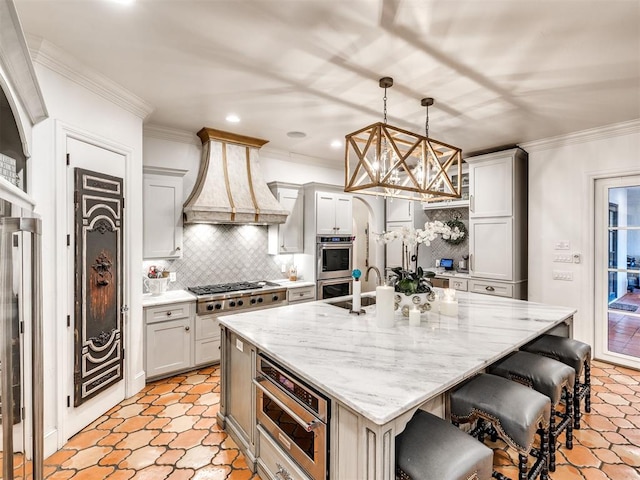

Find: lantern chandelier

[344,77,462,202]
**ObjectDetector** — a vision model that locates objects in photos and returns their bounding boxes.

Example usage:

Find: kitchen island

[217,290,576,480]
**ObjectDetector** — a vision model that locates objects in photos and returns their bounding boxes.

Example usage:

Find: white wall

[524,120,640,346]
[30,57,146,455]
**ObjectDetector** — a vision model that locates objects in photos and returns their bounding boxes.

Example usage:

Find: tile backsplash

[142,224,285,291]
[422,207,469,268]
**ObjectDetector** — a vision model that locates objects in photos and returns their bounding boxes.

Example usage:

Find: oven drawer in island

[257,425,313,480]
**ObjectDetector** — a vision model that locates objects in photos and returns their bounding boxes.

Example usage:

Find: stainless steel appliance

[316,235,353,280]
[255,354,329,480]
[316,277,352,300]
[1,194,44,480]
[188,281,287,315]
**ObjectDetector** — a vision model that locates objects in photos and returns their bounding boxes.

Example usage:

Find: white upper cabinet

[386,198,413,222]
[316,192,353,235]
[469,155,513,218]
[268,182,304,254]
[422,163,470,210]
[143,167,186,259]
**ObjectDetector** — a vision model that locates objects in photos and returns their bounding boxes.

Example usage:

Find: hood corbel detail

[183,128,289,225]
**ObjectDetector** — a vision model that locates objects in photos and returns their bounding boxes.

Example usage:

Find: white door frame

[593,173,640,369]
[54,121,135,448]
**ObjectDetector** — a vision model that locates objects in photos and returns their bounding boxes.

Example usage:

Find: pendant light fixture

[344,77,462,202]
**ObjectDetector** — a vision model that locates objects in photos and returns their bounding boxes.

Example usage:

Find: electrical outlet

[552,270,573,281]
[554,241,571,250]
[553,254,573,263]
[169,272,177,282]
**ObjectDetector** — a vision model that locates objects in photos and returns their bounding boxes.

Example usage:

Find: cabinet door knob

[185,326,190,331]
[166,311,172,316]
[175,246,181,251]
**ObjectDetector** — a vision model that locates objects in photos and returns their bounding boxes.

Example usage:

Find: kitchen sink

[327,296,376,310]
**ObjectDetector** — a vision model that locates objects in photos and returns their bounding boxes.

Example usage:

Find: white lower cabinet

[145,300,221,381]
[145,302,194,380]
[195,315,221,365]
[287,284,316,304]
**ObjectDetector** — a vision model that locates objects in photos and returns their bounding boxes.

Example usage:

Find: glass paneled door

[595,176,640,369]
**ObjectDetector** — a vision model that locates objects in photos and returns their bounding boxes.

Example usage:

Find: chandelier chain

[383,87,388,124]
[425,102,429,138]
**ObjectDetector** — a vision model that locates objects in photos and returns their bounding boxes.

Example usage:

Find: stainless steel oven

[255,354,329,480]
[316,235,353,280]
[316,277,352,300]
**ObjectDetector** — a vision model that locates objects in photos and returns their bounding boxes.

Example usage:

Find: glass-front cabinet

[422,162,469,210]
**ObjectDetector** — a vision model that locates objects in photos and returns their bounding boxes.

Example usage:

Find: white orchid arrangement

[377,221,465,247]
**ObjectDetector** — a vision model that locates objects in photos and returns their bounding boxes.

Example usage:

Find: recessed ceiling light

[109,0,135,5]
[330,140,342,148]
[287,131,306,138]
[226,114,241,123]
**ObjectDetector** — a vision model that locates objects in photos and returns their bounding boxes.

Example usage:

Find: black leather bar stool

[450,373,551,480]
[396,410,494,480]
[521,334,591,429]
[488,351,575,472]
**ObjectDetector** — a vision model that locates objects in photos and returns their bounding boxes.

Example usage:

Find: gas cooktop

[188,281,286,315]
[188,281,278,296]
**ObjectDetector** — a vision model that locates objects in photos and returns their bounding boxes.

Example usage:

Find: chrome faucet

[365,266,383,286]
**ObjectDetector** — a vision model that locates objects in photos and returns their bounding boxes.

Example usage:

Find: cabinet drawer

[468,280,514,298]
[145,302,192,324]
[195,314,220,340]
[195,337,221,365]
[257,426,312,480]
[287,285,316,304]
[449,278,468,291]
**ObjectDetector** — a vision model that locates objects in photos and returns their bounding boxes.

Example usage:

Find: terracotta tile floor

[4,360,639,479]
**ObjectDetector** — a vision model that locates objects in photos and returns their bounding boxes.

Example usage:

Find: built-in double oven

[255,354,329,480]
[316,235,354,300]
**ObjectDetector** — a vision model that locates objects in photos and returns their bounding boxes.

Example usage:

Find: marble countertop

[142,289,196,307]
[433,270,470,279]
[218,290,576,426]
[270,279,316,288]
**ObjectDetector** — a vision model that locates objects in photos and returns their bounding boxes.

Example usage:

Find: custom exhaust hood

[183,128,289,225]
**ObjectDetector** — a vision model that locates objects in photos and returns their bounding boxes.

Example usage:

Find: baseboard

[128,370,146,398]
[44,427,58,458]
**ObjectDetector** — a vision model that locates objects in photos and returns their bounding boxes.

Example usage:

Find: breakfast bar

[217,290,576,480]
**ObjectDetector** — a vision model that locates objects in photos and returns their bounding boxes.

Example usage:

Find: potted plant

[388,266,437,316]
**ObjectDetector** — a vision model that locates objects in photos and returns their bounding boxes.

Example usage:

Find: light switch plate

[553,270,573,281]
[169,272,177,282]
[553,254,573,263]
[555,240,571,250]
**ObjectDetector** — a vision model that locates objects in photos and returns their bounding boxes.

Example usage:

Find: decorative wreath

[444,218,467,245]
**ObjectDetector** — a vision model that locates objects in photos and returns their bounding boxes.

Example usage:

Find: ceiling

[14,0,640,164]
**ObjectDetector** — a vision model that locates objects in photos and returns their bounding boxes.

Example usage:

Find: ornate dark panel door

[74,168,124,406]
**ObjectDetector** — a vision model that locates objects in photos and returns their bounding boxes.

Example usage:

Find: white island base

[216,291,575,480]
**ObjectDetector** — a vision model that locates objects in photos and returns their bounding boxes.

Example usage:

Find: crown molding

[27,35,154,120]
[520,119,640,152]
[144,124,199,145]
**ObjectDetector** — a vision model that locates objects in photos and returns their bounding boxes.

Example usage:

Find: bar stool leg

[573,379,581,429]
[541,428,550,480]
[585,360,591,413]
[566,387,574,449]
[518,454,527,480]
[549,406,557,472]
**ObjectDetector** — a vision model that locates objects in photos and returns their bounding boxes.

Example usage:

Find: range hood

[183,128,289,225]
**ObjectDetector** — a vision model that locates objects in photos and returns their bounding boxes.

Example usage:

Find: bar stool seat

[488,351,575,471]
[396,410,494,480]
[450,373,551,480]
[521,334,591,429]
